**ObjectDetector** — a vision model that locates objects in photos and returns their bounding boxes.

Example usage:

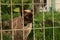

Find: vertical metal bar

[22,0,24,40]
[11,0,14,40]
[43,9,45,40]
[33,0,35,40]
[0,0,3,40]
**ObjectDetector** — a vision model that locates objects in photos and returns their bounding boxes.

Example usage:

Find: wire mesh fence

[0,0,60,40]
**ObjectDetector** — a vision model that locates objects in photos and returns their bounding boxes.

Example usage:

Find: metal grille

[0,0,60,40]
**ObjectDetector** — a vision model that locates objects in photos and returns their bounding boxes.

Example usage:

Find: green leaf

[13,8,20,12]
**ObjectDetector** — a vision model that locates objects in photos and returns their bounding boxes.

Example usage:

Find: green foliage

[1,0,32,21]
[13,12,20,18]
[32,11,60,40]
[1,0,10,3]
[23,0,32,3]
[34,12,60,27]
[24,5,30,10]
[54,12,60,21]
[3,33,12,40]
[12,0,22,3]
[34,12,43,28]
[0,33,12,40]
[1,5,11,21]
[1,5,11,15]
[44,12,52,20]
[45,29,53,40]
[35,30,43,40]
[2,13,11,21]
[13,8,20,12]
[54,28,60,40]
[1,5,20,21]
[1,0,32,3]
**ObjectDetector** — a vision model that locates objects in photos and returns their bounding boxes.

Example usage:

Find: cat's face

[24,10,33,26]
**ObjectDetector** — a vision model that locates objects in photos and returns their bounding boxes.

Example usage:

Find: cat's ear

[25,9,33,12]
